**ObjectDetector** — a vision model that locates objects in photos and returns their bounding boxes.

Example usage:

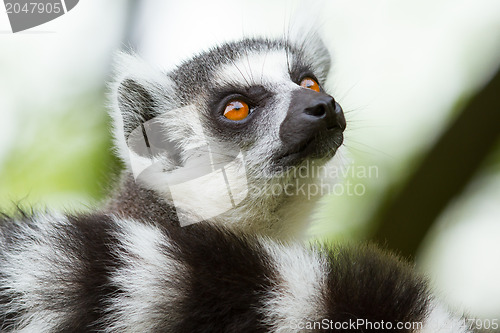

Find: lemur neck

[217,193,320,240]
[104,171,319,240]
[104,172,179,226]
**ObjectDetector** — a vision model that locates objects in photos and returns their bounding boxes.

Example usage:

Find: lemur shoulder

[0,31,481,332]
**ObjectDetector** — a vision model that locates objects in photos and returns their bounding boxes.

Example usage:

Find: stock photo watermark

[254,160,378,199]
[288,317,499,331]
[289,318,423,331]
[3,0,79,33]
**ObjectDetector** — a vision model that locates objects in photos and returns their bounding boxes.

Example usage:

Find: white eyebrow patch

[214,50,295,90]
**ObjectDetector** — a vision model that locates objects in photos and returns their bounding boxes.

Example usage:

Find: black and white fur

[1,211,455,332]
[0,30,480,332]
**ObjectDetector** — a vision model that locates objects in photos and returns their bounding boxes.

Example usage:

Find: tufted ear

[286,2,332,84]
[117,78,158,137]
[109,53,176,168]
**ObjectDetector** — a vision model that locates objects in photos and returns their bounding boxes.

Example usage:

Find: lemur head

[110,33,346,238]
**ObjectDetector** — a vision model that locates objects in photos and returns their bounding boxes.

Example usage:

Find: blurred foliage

[0,90,120,215]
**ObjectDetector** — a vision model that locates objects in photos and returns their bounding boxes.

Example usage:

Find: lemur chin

[0,30,480,332]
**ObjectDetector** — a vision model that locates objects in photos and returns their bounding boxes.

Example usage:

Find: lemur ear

[297,32,331,83]
[287,2,332,83]
[117,78,157,137]
[109,53,174,167]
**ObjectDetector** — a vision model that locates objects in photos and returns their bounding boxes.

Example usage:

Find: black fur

[165,223,274,332]
[0,211,433,332]
[322,245,429,332]
[59,214,123,331]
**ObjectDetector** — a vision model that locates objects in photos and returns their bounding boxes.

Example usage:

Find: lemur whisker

[343,140,392,158]
[260,51,268,85]
[284,10,292,74]
[244,41,256,84]
[227,56,251,87]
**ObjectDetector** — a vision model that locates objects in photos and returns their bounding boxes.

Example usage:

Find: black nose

[279,89,346,147]
[304,95,346,130]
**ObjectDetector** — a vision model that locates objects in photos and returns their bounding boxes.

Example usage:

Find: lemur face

[169,38,345,176]
[113,37,344,177]
[111,35,345,226]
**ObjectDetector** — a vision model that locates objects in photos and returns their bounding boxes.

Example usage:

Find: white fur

[420,301,472,333]
[215,51,292,89]
[261,241,328,332]
[103,217,186,332]
[0,214,79,332]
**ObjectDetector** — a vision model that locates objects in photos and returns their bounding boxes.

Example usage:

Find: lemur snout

[279,88,346,155]
[304,94,346,131]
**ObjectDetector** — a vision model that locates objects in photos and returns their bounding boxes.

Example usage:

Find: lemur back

[0,34,481,332]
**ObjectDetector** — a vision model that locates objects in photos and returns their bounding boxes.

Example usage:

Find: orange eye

[223,100,249,121]
[300,77,320,92]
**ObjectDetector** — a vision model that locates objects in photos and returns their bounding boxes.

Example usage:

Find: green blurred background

[1,0,499,319]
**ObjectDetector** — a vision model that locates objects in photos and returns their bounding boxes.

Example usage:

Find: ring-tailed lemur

[0,32,482,332]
